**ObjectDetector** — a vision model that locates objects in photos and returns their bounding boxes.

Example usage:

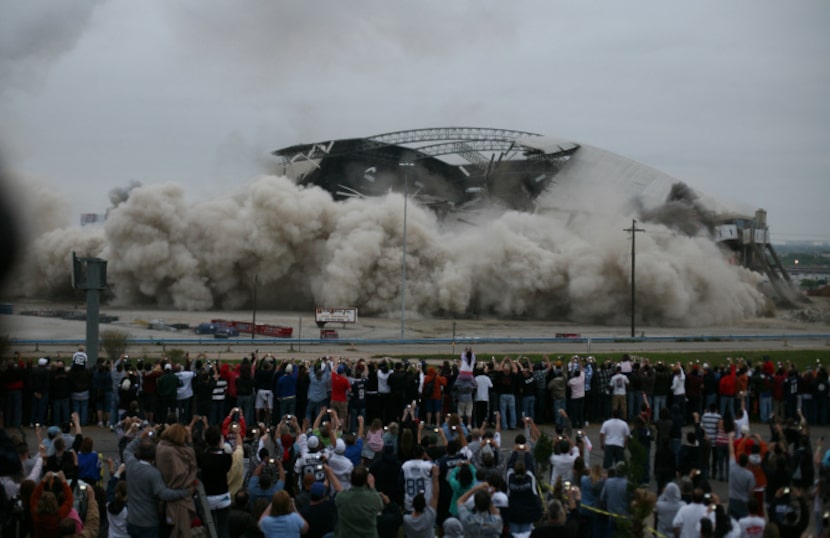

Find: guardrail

[9,333,830,347]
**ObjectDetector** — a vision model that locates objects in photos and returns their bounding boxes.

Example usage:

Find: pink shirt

[568,372,585,399]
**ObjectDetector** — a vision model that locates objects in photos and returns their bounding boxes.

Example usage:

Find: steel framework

[273,126,546,164]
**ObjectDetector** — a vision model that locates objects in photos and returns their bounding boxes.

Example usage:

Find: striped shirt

[212,378,228,401]
[701,411,721,439]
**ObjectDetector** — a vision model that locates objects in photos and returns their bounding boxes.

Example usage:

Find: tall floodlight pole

[399,161,414,340]
[624,220,645,337]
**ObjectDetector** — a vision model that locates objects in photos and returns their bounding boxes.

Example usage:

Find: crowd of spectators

[0,349,829,537]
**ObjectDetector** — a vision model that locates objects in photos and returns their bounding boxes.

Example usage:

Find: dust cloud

[7,174,767,327]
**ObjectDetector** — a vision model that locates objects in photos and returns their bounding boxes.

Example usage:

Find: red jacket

[423,368,447,400]
[719,364,736,396]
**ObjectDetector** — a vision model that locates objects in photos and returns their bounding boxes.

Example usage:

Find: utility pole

[251,274,258,341]
[624,219,645,337]
[399,161,414,340]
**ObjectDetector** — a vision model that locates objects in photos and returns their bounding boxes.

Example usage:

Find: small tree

[100,330,128,361]
[533,431,554,478]
[166,348,186,364]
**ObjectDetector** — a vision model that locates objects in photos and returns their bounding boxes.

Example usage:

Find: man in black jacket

[30,357,51,427]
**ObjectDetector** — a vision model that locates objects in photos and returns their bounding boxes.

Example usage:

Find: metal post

[85,262,100,366]
[452,321,457,355]
[298,317,302,352]
[624,220,645,338]
[399,161,414,340]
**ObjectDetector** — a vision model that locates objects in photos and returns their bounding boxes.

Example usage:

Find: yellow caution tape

[536,479,669,538]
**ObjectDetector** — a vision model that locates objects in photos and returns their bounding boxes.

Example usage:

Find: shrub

[100,330,128,360]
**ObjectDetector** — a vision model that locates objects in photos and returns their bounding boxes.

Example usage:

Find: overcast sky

[2,0,828,242]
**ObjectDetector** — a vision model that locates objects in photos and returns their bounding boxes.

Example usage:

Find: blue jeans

[759,394,772,423]
[509,522,532,535]
[110,391,121,426]
[31,394,49,425]
[71,398,89,426]
[237,394,254,427]
[5,390,22,428]
[306,399,326,421]
[627,390,637,420]
[521,395,535,421]
[127,522,159,538]
[52,398,70,426]
[704,393,718,413]
[499,394,517,429]
[720,396,734,418]
[553,399,566,427]
[350,407,366,433]
[653,395,666,422]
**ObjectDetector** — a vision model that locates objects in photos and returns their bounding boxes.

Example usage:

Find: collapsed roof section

[273,127,579,213]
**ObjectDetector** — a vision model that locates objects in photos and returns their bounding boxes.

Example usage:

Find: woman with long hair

[31,472,74,538]
[157,423,198,538]
[579,463,606,538]
[258,490,309,537]
[197,426,233,537]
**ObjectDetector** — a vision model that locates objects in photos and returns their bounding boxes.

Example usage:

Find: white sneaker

[97,422,104,428]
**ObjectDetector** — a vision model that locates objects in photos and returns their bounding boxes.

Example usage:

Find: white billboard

[315,307,358,323]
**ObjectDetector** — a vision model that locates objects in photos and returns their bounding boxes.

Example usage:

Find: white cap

[164,364,172,371]
[307,436,320,450]
[120,378,131,391]
[38,358,48,366]
[492,492,509,508]
[334,438,346,454]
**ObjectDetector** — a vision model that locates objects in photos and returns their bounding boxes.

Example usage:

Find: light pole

[399,161,414,340]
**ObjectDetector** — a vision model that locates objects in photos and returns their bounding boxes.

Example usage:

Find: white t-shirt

[459,352,476,375]
[672,503,714,538]
[549,446,579,485]
[609,373,629,395]
[474,375,493,402]
[734,412,749,439]
[671,370,686,396]
[377,369,391,394]
[738,515,765,538]
[402,460,435,512]
[599,418,630,448]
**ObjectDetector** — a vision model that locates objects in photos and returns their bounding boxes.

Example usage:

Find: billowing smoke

[8,174,767,326]
[107,179,142,209]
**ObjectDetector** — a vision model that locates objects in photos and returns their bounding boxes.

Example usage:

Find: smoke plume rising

[7,173,767,327]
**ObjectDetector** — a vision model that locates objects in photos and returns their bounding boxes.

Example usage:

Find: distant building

[80,213,106,226]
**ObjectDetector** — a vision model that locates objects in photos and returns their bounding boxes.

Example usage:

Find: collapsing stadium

[10,127,799,323]
[274,127,802,306]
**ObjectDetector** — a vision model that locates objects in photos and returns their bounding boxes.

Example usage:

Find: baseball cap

[164,364,172,371]
[334,438,346,455]
[307,436,320,450]
[38,357,48,366]
[492,492,509,508]
[310,482,326,500]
